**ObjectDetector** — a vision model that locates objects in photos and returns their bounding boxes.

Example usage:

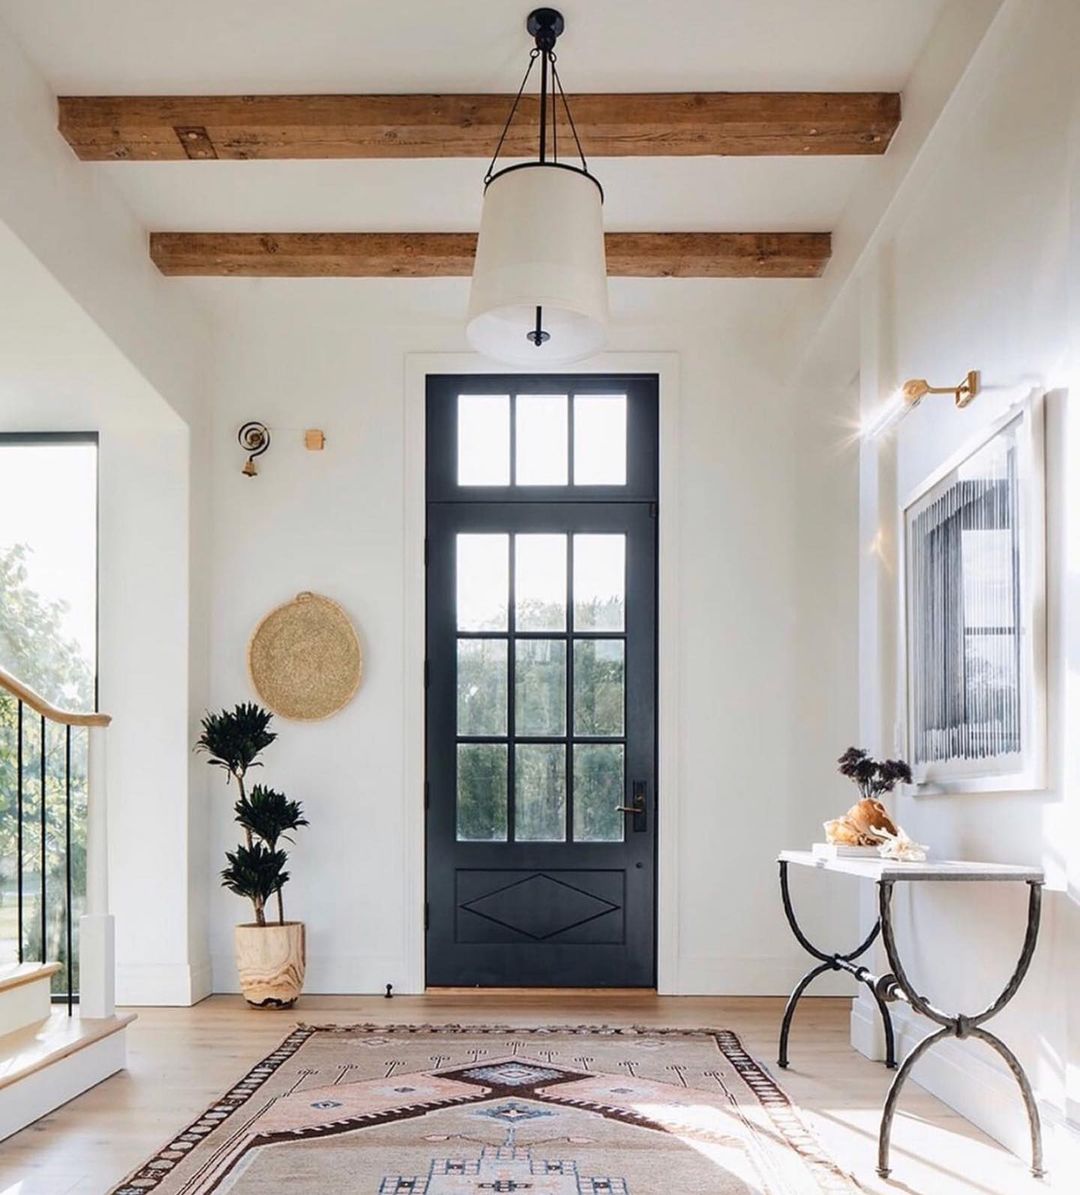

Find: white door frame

[402,351,681,992]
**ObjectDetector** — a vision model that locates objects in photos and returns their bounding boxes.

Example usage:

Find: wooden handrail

[0,664,111,727]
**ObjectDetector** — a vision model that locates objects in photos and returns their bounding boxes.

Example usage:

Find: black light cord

[483,45,590,183]
[484,48,540,184]
[551,57,589,174]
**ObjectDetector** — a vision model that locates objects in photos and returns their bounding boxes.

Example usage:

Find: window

[0,436,97,707]
[0,434,97,982]
[427,378,651,503]
[454,392,627,489]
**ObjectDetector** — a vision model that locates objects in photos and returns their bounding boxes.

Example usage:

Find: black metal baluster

[16,700,24,964]
[39,713,46,965]
[65,724,73,1014]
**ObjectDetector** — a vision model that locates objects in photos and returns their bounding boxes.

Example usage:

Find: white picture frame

[900,394,1046,794]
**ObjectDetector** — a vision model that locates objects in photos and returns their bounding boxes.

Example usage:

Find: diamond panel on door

[456,871,624,944]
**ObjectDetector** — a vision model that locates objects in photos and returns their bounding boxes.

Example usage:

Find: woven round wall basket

[247,592,362,721]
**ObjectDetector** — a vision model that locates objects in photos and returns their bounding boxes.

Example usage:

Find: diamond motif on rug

[462,1062,565,1087]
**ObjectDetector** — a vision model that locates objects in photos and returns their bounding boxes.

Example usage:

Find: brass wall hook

[238,421,271,476]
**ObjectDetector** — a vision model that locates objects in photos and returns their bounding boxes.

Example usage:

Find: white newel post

[80,723,115,1018]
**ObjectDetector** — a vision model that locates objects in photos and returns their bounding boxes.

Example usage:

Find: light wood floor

[0,993,1055,1194]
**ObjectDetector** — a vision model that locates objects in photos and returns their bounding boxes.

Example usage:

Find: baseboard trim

[117,961,211,1006]
[675,956,855,997]
[207,952,855,998]
[188,960,213,1004]
[850,990,889,1061]
[210,952,420,997]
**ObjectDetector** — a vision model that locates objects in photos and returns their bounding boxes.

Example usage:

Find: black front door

[425,375,658,987]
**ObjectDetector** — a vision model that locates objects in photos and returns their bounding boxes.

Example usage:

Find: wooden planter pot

[234,921,306,1008]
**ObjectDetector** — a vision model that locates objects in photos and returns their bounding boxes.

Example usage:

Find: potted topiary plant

[196,702,309,1007]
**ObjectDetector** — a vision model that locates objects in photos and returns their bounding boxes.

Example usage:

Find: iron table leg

[777,860,896,1070]
[876,1025,951,1178]
[875,879,1045,1181]
[778,960,833,1069]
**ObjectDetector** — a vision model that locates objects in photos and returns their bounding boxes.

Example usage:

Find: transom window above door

[425,375,658,503]
[457,393,627,487]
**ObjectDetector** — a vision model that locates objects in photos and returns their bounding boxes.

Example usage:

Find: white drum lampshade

[467,163,608,366]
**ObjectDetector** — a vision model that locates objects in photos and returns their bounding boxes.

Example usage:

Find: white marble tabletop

[778,849,1044,883]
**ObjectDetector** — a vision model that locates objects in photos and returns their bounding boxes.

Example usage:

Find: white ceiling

[85,157,870,234]
[2,1,950,260]
[5,1,947,93]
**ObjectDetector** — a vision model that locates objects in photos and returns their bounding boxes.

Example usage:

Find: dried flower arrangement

[837,747,913,799]
[825,747,927,861]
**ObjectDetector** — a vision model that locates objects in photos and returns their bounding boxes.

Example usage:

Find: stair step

[0,961,61,1037]
[0,1009,135,1090]
[0,961,61,995]
[0,1010,136,1139]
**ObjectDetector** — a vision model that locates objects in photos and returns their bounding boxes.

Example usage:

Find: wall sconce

[238,421,271,476]
[862,370,980,440]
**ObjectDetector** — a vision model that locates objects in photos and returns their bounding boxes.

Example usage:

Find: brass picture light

[900,370,980,410]
[863,370,980,439]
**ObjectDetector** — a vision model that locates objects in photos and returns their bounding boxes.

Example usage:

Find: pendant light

[467,8,608,366]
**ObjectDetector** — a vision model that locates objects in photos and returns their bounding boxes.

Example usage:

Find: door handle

[615,782,648,832]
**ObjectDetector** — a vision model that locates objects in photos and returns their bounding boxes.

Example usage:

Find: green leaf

[195,703,276,780]
[234,785,308,848]
[220,841,289,904]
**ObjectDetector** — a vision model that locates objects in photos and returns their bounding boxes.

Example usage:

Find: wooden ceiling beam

[149,232,831,278]
[59,93,900,161]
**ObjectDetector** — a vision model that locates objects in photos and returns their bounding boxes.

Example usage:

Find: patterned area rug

[111,1023,857,1194]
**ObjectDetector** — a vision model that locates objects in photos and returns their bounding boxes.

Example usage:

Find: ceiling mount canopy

[467,8,608,366]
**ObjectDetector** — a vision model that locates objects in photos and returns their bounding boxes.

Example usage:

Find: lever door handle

[615,782,648,831]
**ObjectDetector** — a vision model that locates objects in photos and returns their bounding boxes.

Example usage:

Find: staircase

[0,665,131,1139]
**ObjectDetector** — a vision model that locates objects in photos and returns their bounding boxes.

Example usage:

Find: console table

[777,849,1045,1180]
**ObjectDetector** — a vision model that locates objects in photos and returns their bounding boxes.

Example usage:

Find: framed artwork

[901,395,1046,793]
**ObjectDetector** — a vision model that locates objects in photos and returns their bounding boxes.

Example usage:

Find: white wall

[198,277,860,996]
[0,11,215,1003]
[822,0,1080,1167]
[0,17,210,428]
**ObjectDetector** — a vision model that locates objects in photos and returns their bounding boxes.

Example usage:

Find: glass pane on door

[573,744,625,842]
[457,639,508,736]
[515,743,567,841]
[574,395,627,485]
[574,640,625,736]
[457,534,509,631]
[457,743,508,841]
[515,639,566,735]
[458,395,510,485]
[516,394,568,485]
[515,535,566,631]
[573,535,625,631]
